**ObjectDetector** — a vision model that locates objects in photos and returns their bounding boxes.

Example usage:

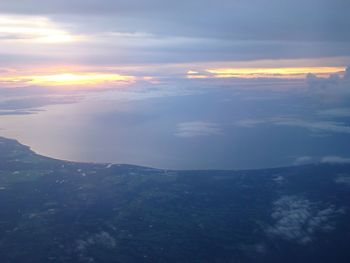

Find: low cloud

[267,195,344,244]
[0,109,42,115]
[335,175,350,186]
[318,108,350,118]
[294,156,313,165]
[0,94,80,115]
[321,156,350,164]
[175,121,222,138]
[235,119,267,128]
[306,66,350,103]
[273,118,350,134]
[76,231,116,262]
[235,117,350,135]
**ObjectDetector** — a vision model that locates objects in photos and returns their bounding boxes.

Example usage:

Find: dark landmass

[0,136,350,262]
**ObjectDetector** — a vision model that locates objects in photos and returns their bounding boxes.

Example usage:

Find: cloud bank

[1,1,350,66]
[175,121,222,138]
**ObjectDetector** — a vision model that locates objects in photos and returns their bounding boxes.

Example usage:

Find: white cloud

[0,15,81,43]
[273,118,350,134]
[335,175,350,186]
[318,108,350,118]
[294,156,313,165]
[234,117,350,134]
[267,195,344,244]
[235,119,267,128]
[321,156,350,164]
[175,121,223,138]
[76,231,116,262]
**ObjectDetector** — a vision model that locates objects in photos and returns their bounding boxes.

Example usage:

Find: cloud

[294,156,314,165]
[1,1,350,65]
[0,109,42,116]
[0,86,82,115]
[267,195,344,244]
[321,156,350,164]
[76,231,116,262]
[344,66,350,80]
[318,108,350,118]
[0,72,135,87]
[235,117,350,135]
[76,231,116,250]
[294,156,350,165]
[235,119,269,128]
[0,15,82,43]
[1,0,350,42]
[335,175,350,186]
[306,66,350,102]
[0,96,79,111]
[202,67,344,79]
[273,118,350,134]
[175,121,222,138]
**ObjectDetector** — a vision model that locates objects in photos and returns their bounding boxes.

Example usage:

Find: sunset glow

[1,2,350,260]
[0,73,136,87]
[204,67,345,79]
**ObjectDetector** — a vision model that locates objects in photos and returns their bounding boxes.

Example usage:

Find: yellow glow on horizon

[0,73,135,87]
[205,67,345,79]
[187,74,210,79]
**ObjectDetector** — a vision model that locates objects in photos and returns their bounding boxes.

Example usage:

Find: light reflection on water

[1,87,349,169]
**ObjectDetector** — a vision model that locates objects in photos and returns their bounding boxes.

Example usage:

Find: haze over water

[1,75,350,170]
[0,0,350,169]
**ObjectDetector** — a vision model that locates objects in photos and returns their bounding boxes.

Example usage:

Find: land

[0,136,349,262]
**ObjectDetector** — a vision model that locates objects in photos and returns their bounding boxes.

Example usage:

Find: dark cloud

[2,0,350,42]
[305,66,350,103]
[345,66,350,80]
[72,39,350,64]
[1,1,350,64]
[0,109,42,115]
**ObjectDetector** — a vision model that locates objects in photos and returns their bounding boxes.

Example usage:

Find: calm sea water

[1,86,349,169]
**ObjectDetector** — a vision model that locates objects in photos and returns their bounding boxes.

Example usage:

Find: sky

[0,0,350,169]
